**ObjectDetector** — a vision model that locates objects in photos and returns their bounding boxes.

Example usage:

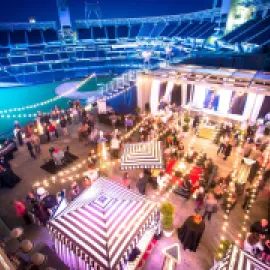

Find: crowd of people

[1,98,269,267]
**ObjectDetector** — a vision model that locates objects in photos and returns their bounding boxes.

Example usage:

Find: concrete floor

[0,120,268,270]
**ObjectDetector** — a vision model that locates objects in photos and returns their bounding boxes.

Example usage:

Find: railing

[0,22,57,31]
[76,8,221,27]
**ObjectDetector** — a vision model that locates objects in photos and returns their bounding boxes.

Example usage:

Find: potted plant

[135,107,141,115]
[160,202,175,237]
[183,125,189,132]
[183,115,191,124]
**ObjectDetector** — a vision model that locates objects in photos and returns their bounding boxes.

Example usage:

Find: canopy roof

[120,141,163,170]
[149,65,270,95]
[48,177,158,270]
[212,244,269,270]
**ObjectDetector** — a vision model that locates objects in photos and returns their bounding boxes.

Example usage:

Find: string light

[32,114,148,189]
[218,135,245,249]
[0,72,134,118]
[0,73,96,115]
[236,143,270,245]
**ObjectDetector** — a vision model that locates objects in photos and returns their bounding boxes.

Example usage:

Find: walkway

[0,118,268,270]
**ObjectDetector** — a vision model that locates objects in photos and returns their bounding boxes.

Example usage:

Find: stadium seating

[77,28,92,40]
[106,25,116,39]
[0,31,9,47]
[222,15,270,45]
[43,28,59,43]
[150,22,166,37]
[92,26,107,39]
[27,30,43,44]
[129,24,141,38]
[137,23,155,38]
[10,30,27,45]
[117,25,129,38]
[160,22,179,37]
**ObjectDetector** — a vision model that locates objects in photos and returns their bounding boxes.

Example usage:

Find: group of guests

[244,218,269,264]
[12,188,58,226]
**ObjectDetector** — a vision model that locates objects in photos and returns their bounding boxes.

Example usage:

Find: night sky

[0,0,215,23]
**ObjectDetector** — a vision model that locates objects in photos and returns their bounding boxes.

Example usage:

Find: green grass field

[0,76,113,135]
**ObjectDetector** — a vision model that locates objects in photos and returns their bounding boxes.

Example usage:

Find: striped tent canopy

[211,244,269,270]
[48,177,158,270]
[120,140,164,170]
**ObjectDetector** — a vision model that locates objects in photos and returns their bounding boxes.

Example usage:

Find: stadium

[0,0,269,269]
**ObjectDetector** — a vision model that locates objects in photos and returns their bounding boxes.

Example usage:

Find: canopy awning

[120,141,164,170]
[211,244,269,270]
[48,177,158,270]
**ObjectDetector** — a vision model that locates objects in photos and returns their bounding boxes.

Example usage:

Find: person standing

[223,140,232,160]
[48,122,56,141]
[12,200,31,225]
[136,172,148,195]
[202,193,218,221]
[72,106,79,124]
[30,134,41,154]
[25,136,36,159]
[60,116,69,136]
[217,135,225,155]
[194,187,205,213]
[242,187,251,209]
[110,136,120,159]
[122,172,131,189]
[13,125,24,146]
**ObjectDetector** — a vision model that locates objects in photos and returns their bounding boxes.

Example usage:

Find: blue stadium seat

[76,50,84,58]
[0,31,9,47]
[37,64,50,72]
[43,28,58,43]
[28,55,43,63]
[77,28,91,40]
[60,52,68,59]
[27,30,43,44]
[137,23,155,37]
[222,19,256,42]
[44,53,59,61]
[97,50,106,58]
[117,25,129,38]
[51,63,63,70]
[160,22,178,37]
[198,23,216,39]
[84,50,97,58]
[129,24,141,38]
[240,16,270,44]
[150,22,166,37]
[188,21,210,38]
[24,65,36,73]
[106,25,116,39]
[183,21,201,37]
[176,22,194,37]
[170,22,188,37]
[92,26,106,39]
[0,57,10,66]
[10,30,26,45]
[10,56,27,64]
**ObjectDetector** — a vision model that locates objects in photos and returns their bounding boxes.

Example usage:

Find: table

[198,126,216,140]
[0,169,21,189]
[177,216,205,252]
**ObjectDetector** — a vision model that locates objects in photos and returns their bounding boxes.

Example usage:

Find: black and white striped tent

[211,244,270,270]
[48,177,159,270]
[120,141,164,170]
